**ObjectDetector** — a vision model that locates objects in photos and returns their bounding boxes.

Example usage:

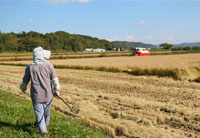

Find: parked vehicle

[131,47,150,56]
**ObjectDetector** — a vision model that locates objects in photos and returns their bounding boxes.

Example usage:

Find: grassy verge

[150,50,200,55]
[127,67,186,80]
[0,90,109,138]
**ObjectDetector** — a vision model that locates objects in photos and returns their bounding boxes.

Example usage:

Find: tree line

[0,31,115,52]
[171,46,200,51]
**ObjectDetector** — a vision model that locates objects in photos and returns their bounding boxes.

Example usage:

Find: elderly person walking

[20,47,60,136]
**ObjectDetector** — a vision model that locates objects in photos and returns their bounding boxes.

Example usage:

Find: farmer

[19,47,60,136]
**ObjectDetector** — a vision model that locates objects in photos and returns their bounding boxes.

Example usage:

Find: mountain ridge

[112,41,157,49]
[173,42,200,47]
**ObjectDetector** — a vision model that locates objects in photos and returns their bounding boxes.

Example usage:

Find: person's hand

[20,83,27,93]
[55,91,60,97]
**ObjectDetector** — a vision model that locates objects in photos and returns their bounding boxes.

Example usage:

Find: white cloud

[73,0,89,2]
[156,20,167,25]
[137,20,167,25]
[109,35,153,42]
[167,36,174,41]
[156,21,160,25]
[143,35,153,40]
[126,35,137,41]
[44,0,90,5]
[160,36,175,43]
[138,20,145,25]
[27,19,33,23]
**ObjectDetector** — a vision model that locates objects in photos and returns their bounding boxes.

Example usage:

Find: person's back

[24,62,56,103]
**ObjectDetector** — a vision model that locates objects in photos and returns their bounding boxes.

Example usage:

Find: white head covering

[43,49,51,60]
[32,46,51,64]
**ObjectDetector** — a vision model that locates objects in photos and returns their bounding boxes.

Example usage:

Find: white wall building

[84,48,106,52]
[93,48,106,52]
[84,48,93,52]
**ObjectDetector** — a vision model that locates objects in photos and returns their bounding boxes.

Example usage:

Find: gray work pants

[32,99,52,134]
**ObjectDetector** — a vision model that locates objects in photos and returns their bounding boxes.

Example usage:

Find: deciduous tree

[160,43,173,49]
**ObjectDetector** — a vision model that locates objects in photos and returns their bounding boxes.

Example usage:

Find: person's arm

[50,64,60,96]
[20,65,30,93]
[52,77,60,96]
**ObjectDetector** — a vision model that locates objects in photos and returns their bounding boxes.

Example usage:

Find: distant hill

[174,42,200,47]
[112,41,157,49]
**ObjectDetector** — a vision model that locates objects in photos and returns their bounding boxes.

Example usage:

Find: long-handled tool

[56,95,74,113]
[22,91,74,113]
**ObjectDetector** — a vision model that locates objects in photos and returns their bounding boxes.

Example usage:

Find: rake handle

[22,91,74,113]
[56,95,74,113]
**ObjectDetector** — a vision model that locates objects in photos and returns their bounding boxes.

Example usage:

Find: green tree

[70,38,84,52]
[0,44,3,53]
[160,43,173,49]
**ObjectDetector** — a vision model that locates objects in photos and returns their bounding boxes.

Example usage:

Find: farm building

[84,48,106,52]
[84,48,93,52]
[93,48,106,52]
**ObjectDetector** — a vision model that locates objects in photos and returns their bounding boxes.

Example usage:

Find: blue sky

[0,0,199,44]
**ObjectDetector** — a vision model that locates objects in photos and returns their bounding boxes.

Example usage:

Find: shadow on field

[0,121,37,134]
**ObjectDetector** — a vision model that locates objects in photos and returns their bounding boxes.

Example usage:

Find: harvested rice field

[3,53,200,69]
[0,65,200,138]
[3,53,200,80]
[50,53,200,69]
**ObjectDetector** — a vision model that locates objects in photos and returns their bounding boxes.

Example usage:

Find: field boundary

[0,52,130,62]
[1,50,200,62]
[0,62,195,80]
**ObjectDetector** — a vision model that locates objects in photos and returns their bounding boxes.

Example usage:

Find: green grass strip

[0,90,109,138]
[127,67,183,80]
